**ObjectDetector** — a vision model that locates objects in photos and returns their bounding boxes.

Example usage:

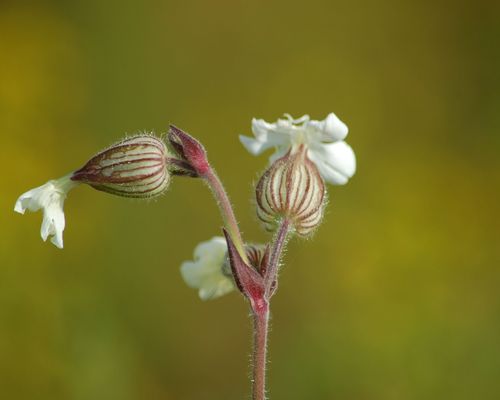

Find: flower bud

[256,148,326,236]
[168,125,209,176]
[71,135,170,198]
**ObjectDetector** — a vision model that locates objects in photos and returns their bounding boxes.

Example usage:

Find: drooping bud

[256,147,326,236]
[71,135,170,198]
[168,125,209,176]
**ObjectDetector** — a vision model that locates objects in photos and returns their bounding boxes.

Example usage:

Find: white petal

[240,119,291,157]
[180,236,234,301]
[14,176,77,248]
[47,204,65,249]
[14,197,28,214]
[180,261,205,288]
[52,232,64,249]
[239,135,272,156]
[305,113,348,142]
[180,257,234,300]
[283,114,310,124]
[322,113,348,141]
[308,141,356,185]
[198,278,234,301]
[193,236,227,261]
[14,187,45,213]
[40,212,52,242]
[251,118,275,138]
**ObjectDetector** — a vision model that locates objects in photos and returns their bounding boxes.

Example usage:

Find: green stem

[264,219,291,297]
[203,168,248,263]
[252,302,269,400]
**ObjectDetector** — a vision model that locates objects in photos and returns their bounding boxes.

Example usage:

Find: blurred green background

[1,0,499,399]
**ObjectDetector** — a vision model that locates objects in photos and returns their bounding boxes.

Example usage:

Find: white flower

[14,175,79,249]
[180,236,234,301]
[240,113,356,185]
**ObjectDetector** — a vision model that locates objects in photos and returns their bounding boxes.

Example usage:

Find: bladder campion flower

[14,134,171,248]
[240,113,356,185]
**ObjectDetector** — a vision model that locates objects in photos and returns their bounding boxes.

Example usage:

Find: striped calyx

[245,244,268,272]
[71,135,170,198]
[256,147,326,236]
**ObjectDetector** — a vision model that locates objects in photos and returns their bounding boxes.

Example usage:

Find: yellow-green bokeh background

[1,1,499,399]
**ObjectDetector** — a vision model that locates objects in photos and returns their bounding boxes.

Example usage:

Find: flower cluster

[180,112,356,300]
[15,113,356,298]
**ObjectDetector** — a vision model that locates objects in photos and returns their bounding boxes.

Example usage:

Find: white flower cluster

[240,113,356,185]
[14,113,356,302]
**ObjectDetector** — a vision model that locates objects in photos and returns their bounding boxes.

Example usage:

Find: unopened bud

[256,148,326,236]
[71,135,170,198]
[168,125,209,176]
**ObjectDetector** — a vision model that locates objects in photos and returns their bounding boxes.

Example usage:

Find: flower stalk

[264,218,291,298]
[204,167,248,263]
[250,219,292,400]
[167,125,248,263]
[252,302,270,400]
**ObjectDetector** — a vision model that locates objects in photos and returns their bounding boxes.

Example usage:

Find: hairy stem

[265,218,291,297]
[203,168,248,262]
[252,302,269,400]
